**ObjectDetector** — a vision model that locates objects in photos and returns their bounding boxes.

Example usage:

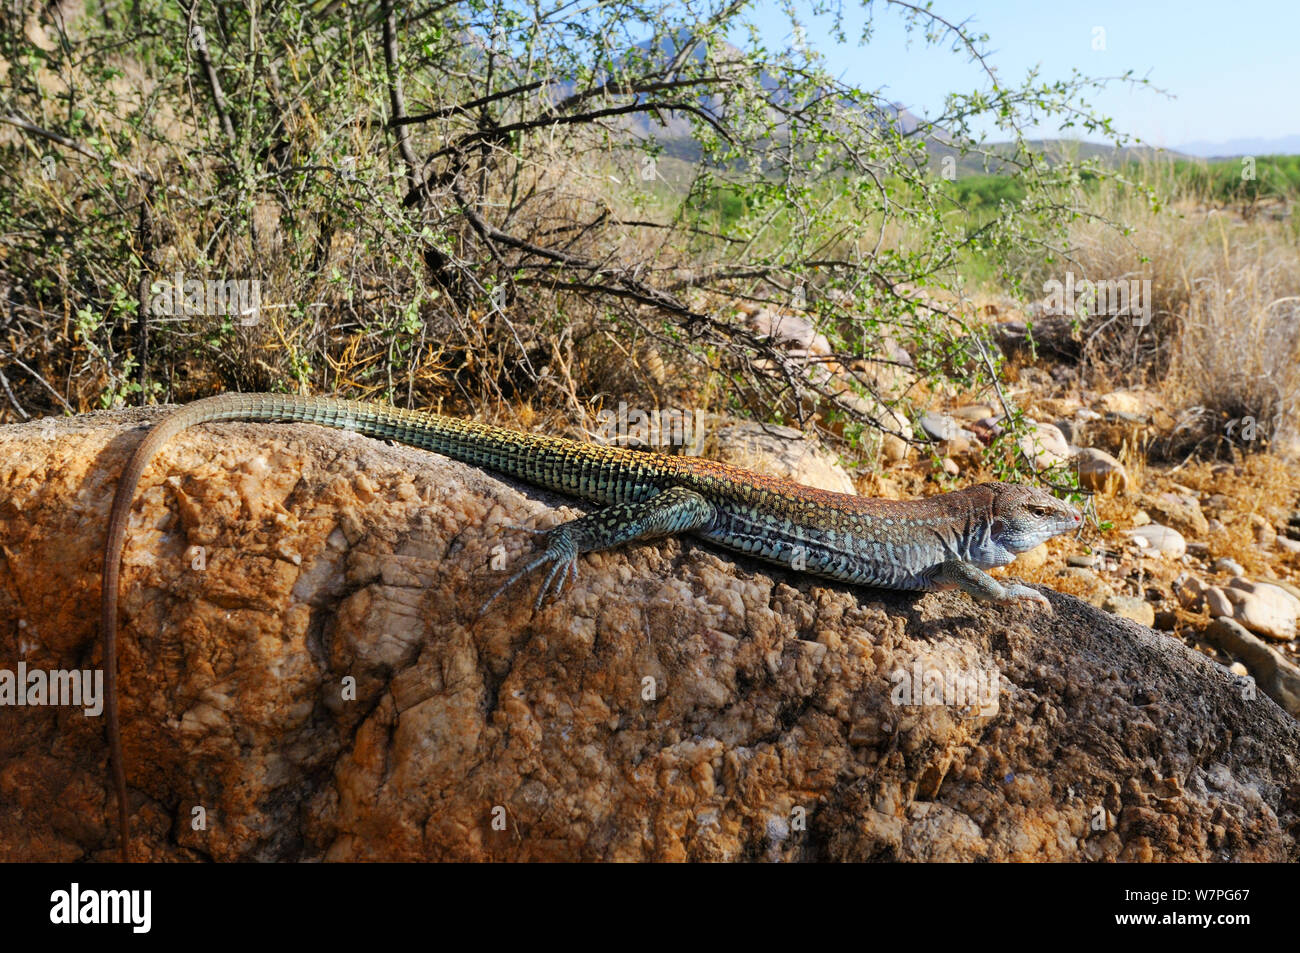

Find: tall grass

[1022,160,1300,459]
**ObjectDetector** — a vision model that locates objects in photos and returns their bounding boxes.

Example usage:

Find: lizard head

[987,482,1083,553]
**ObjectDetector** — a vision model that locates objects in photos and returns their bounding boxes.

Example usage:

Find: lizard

[100,392,1083,860]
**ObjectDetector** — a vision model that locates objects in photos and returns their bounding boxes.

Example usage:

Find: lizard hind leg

[477,485,716,616]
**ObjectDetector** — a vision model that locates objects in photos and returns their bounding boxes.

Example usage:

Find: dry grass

[1052,174,1300,460]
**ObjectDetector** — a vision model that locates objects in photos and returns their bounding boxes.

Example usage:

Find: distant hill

[611,31,954,164]
[1172,135,1300,159]
[567,31,1288,180]
[932,139,1189,176]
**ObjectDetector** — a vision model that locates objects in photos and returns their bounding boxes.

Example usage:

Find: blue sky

[734,0,1300,153]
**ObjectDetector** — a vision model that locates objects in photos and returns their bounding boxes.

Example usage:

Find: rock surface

[2,407,1299,861]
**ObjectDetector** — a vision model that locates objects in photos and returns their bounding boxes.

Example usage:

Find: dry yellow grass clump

[1057,168,1300,460]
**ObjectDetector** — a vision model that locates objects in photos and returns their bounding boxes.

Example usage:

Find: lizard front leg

[481,485,716,613]
[932,559,1052,610]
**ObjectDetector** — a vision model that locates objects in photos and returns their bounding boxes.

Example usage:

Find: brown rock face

[2,407,1299,862]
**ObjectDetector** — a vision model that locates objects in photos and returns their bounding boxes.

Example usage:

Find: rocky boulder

[1,407,1299,861]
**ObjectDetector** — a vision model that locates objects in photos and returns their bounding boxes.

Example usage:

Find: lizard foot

[1004,583,1053,613]
[478,526,580,616]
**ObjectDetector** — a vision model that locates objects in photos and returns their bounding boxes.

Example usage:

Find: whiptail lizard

[100,392,1082,860]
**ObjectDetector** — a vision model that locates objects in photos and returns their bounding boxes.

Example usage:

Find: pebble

[1073,447,1129,493]
[1174,574,1208,610]
[1103,595,1156,627]
[1018,421,1070,471]
[920,411,962,442]
[950,404,994,421]
[1249,514,1277,547]
[1123,524,1186,559]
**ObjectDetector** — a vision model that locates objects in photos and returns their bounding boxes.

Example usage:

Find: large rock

[2,407,1300,861]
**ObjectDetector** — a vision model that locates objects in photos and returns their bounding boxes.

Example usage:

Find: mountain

[1172,135,1300,158]
[611,31,951,163]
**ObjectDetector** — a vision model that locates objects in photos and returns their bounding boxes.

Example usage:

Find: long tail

[100,392,644,860]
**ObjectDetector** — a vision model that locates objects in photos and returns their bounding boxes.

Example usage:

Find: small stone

[1098,390,1157,417]
[1205,587,1233,618]
[713,421,856,495]
[1018,421,1070,471]
[1014,542,1048,571]
[920,411,962,442]
[1142,491,1209,538]
[1131,511,1151,527]
[1231,577,1300,613]
[1073,447,1129,494]
[950,404,995,422]
[942,457,960,477]
[1123,524,1186,559]
[1067,553,1099,569]
[1174,574,1208,611]
[1229,662,1250,677]
[1103,595,1156,627]
[1249,514,1277,547]
[1204,494,1232,517]
[1263,578,1300,603]
[1203,616,1300,716]
[1213,557,1245,576]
